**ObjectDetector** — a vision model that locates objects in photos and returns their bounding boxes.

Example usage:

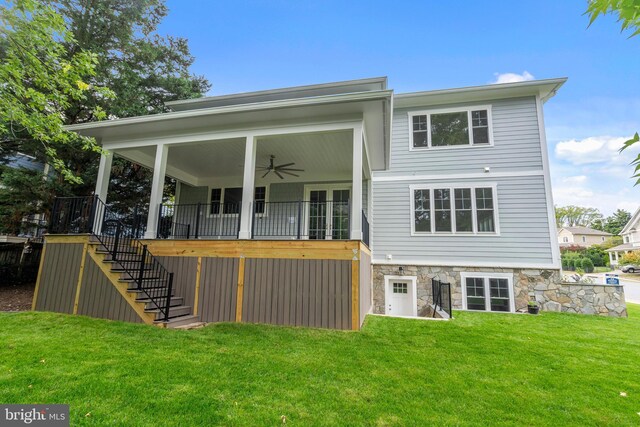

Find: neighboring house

[557,226,612,248]
[36,76,625,329]
[607,207,640,266]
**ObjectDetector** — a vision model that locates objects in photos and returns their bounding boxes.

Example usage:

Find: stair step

[128,288,175,298]
[119,276,161,283]
[158,315,201,329]
[140,296,184,310]
[147,305,192,321]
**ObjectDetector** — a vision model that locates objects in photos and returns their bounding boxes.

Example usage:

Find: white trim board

[535,95,562,268]
[372,170,544,182]
[372,259,561,269]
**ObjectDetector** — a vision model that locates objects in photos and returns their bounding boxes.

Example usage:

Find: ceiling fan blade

[279,168,304,172]
[275,162,295,168]
[262,170,271,178]
[280,170,300,177]
[274,170,284,179]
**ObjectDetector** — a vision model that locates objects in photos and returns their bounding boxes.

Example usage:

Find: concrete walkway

[586,271,640,304]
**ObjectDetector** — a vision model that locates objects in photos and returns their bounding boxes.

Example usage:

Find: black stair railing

[431,278,453,319]
[50,196,174,321]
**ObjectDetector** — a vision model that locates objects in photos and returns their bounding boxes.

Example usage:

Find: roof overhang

[167,77,388,111]
[621,207,640,235]
[394,78,567,109]
[66,89,393,170]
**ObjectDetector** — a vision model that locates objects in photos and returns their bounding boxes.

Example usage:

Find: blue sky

[161,0,640,216]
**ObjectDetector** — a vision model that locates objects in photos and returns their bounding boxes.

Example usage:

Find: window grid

[209,186,267,215]
[414,189,431,232]
[393,282,408,294]
[434,189,452,232]
[475,187,495,233]
[410,107,491,149]
[411,185,497,235]
[464,276,513,312]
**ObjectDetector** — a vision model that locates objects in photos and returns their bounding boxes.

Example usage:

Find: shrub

[581,258,594,273]
[561,257,569,270]
[620,250,640,266]
[566,258,575,271]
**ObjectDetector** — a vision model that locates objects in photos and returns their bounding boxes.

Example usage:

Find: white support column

[93,151,113,234]
[350,125,363,240]
[238,135,257,239]
[144,144,168,239]
[94,151,113,202]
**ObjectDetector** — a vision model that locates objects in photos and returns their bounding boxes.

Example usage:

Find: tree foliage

[0,0,112,183]
[620,250,640,265]
[555,205,603,227]
[586,1,640,184]
[586,0,640,37]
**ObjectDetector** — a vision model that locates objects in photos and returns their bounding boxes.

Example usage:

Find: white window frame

[409,183,500,236]
[408,105,494,151]
[384,275,418,317]
[460,272,515,313]
[207,185,270,218]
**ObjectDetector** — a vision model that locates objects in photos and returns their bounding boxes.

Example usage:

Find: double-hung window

[461,272,514,312]
[410,106,492,149]
[410,184,498,235]
[210,186,267,215]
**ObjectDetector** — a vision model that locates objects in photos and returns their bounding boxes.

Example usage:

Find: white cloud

[561,175,588,185]
[491,71,534,84]
[554,135,635,166]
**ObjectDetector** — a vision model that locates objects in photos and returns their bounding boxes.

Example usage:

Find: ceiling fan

[257,155,304,179]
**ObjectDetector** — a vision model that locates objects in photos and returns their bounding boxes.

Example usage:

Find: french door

[305,185,350,240]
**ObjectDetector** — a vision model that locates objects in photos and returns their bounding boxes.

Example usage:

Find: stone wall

[372,264,627,318]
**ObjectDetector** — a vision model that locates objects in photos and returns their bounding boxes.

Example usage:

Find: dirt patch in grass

[0,283,34,311]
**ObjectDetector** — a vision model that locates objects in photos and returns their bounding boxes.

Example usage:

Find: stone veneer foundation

[372,265,627,318]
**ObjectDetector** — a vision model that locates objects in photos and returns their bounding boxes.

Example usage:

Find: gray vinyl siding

[377,97,543,177]
[372,175,554,265]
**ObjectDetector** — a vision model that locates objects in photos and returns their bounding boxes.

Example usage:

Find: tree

[586,1,640,184]
[604,209,632,234]
[0,0,112,183]
[46,0,211,215]
[555,205,603,227]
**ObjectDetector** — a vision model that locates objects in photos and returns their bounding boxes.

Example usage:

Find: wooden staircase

[88,236,199,328]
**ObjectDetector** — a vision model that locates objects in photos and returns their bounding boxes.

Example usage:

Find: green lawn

[1,307,640,426]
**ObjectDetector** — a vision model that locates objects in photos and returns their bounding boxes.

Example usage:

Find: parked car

[621,264,639,273]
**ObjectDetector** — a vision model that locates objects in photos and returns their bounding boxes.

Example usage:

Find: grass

[594,266,613,273]
[1,308,640,426]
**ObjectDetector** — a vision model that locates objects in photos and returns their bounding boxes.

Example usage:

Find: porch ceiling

[115,130,353,186]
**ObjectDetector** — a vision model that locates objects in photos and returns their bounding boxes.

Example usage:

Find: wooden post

[31,242,47,311]
[235,257,246,322]
[73,243,89,314]
[351,256,360,330]
[193,257,202,316]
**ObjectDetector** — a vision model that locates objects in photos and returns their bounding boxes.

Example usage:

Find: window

[601,237,605,241]
[434,189,452,232]
[414,189,431,232]
[410,185,498,235]
[475,187,495,232]
[409,107,492,149]
[209,186,267,215]
[563,237,568,243]
[393,282,408,294]
[582,236,586,243]
[461,273,514,312]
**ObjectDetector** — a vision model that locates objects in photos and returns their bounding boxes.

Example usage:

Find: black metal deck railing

[432,278,452,319]
[50,196,174,321]
[157,200,356,240]
[158,202,241,239]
